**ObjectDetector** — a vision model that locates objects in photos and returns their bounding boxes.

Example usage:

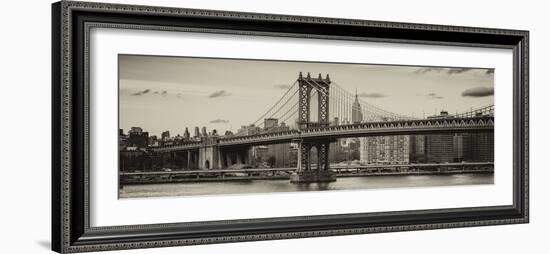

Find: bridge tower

[292,72,336,183]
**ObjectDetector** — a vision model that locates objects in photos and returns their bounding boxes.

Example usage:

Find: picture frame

[51,1,529,253]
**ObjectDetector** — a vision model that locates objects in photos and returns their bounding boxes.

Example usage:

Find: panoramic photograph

[118,55,495,198]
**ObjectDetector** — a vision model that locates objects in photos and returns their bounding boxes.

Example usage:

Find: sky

[119,55,494,137]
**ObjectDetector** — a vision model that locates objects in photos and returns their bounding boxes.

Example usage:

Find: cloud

[414,67,441,74]
[446,68,472,74]
[426,93,444,99]
[210,119,229,124]
[208,90,231,98]
[274,84,291,89]
[461,87,494,97]
[358,92,386,98]
[130,89,151,96]
[415,67,474,75]
[134,89,168,96]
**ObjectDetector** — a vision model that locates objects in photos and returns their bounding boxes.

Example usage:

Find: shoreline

[120,169,494,185]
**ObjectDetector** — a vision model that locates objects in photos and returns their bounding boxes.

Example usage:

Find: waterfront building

[267,143,292,167]
[128,127,149,148]
[359,136,410,164]
[257,120,293,167]
[409,135,427,163]
[453,134,466,162]
[467,133,494,162]
[119,128,128,150]
[425,134,454,163]
[253,146,270,166]
[423,111,455,163]
[453,133,494,162]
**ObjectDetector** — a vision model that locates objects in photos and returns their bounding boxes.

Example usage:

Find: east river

[119,172,494,198]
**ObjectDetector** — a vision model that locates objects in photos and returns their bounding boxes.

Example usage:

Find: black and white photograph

[118,55,495,198]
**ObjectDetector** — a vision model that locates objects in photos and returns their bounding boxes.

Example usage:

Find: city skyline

[119,55,494,137]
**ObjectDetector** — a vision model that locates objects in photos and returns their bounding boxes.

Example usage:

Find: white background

[91,28,513,226]
[0,0,546,253]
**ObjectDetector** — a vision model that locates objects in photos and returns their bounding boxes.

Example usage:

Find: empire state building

[352,89,363,123]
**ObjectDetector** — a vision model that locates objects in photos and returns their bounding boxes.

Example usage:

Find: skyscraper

[352,89,363,124]
[183,127,190,139]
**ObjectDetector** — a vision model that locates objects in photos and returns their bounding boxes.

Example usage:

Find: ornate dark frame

[51,1,529,253]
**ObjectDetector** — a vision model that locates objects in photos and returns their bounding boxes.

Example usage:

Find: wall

[0,0,547,253]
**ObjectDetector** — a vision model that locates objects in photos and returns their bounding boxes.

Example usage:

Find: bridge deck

[150,116,494,152]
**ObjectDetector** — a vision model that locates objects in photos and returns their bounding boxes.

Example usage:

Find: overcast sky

[119,55,494,137]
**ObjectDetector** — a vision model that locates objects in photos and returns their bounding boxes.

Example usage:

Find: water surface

[119,173,494,198]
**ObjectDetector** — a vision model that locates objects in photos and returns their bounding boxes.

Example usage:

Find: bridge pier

[291,139,335,183]
[291,73,336,183]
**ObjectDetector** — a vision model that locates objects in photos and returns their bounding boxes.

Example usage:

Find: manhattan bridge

[127,72,494,183]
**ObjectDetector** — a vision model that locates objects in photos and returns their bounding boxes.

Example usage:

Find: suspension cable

[251,80,298,125]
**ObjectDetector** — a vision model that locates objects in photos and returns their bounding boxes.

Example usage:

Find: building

[128,127,149,148]
[425,134,454,163]
[161,130,170,140]
[352,90,363,124]
[236,124,261,136]
[467,133,494,162]
[253,146,270,166]
[148,135,160,147]
[264,118,279,130]
[194,127,200,138]
[267,143,292,167]
[183,128,190,139]
[359,136,410,164]
[409,135,427,163]
[119,129,129,150]
[264,120,290,133]
[119,148,149,172]
[428,110,450,119]
[331,117,340,126]
[422,110,494,163]
[454,133,494,162]
[453,134,466,162]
